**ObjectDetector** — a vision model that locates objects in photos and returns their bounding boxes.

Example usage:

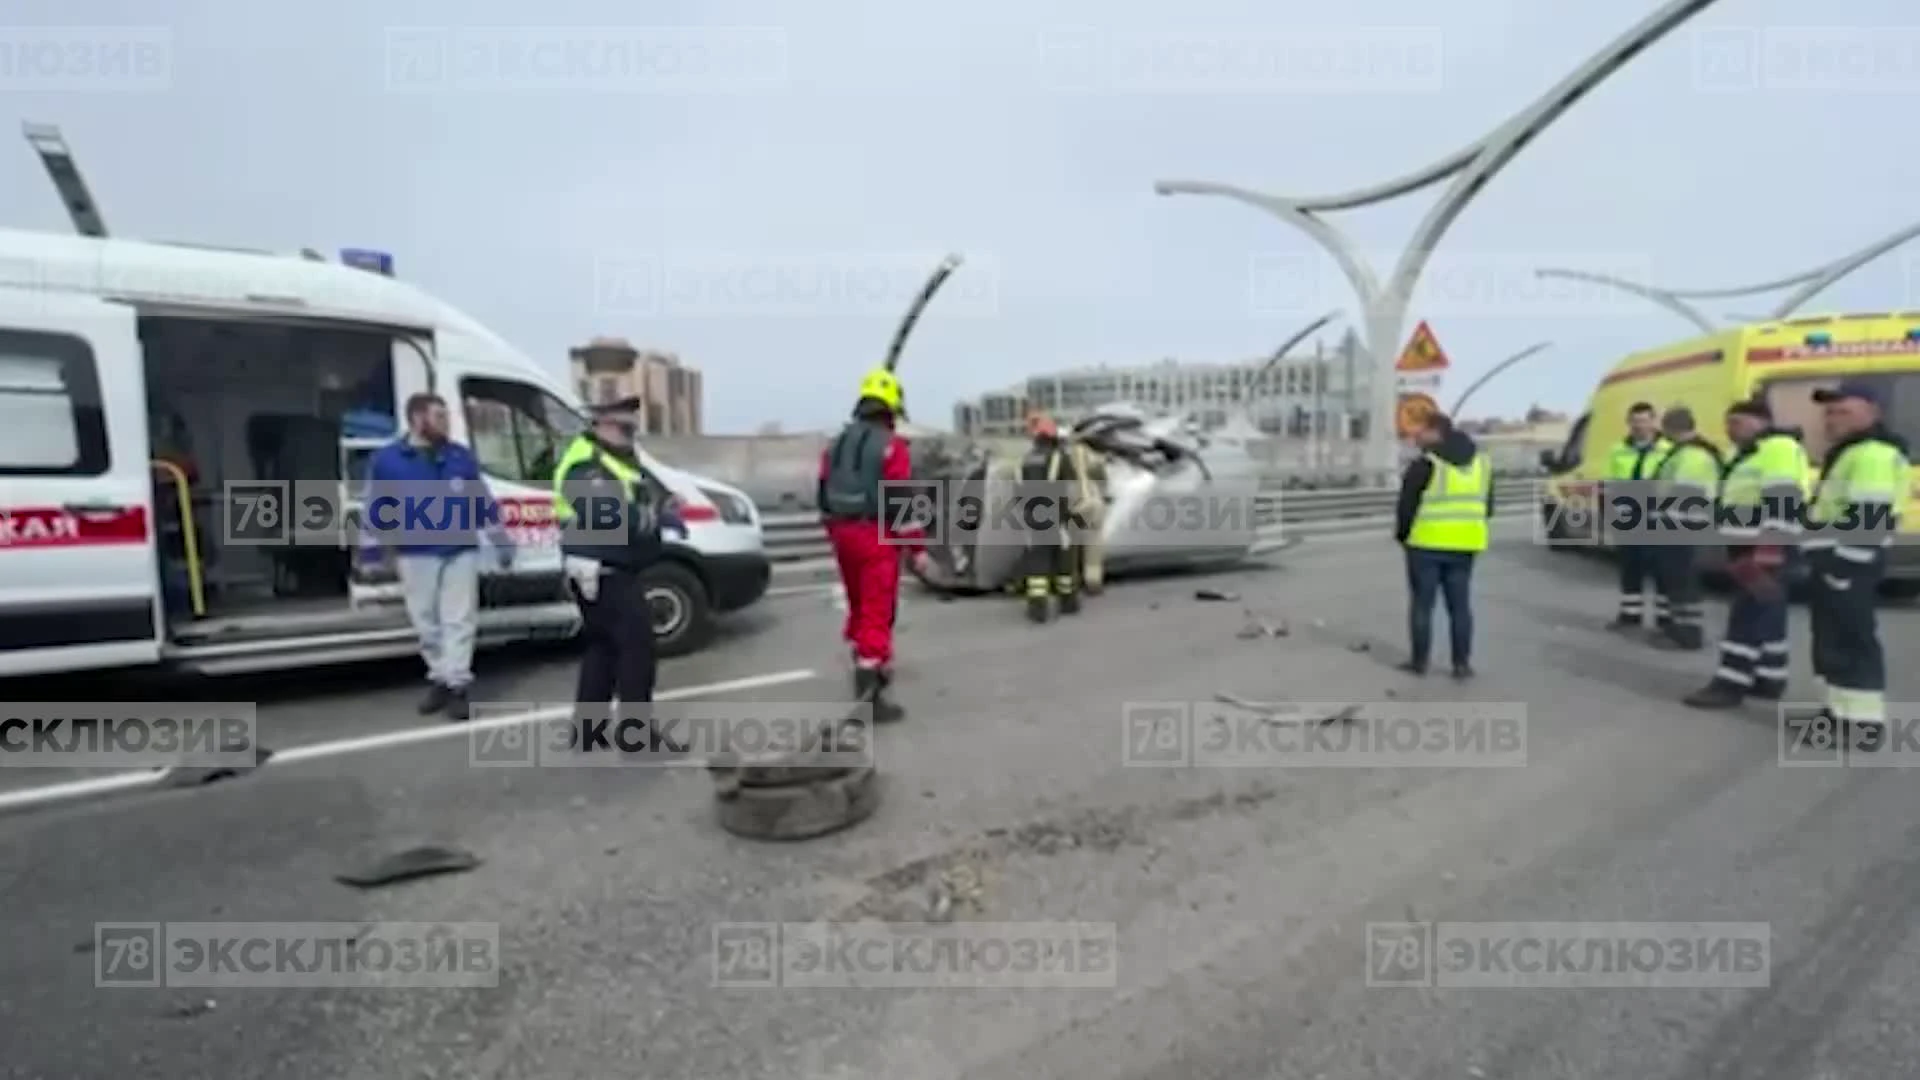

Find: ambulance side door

[0,290,160,677]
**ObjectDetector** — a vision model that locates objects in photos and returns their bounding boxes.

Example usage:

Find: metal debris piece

[335,845,482,889]
[166,999,217,1019]
[1236,609,1290,639]
[1214,694,1362,726]
[1194,588,1240,602]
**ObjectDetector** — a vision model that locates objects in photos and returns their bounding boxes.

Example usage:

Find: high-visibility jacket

[551,434,660,570]
[1651,437,1724,529]
[1804,428,1911,564]
[1608,436,1671,482]
[1718,430,1809,545]
[1406,451,1491,553]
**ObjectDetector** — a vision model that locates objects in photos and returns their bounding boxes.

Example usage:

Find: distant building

[568,337,703,436]
[951,330,1377,439]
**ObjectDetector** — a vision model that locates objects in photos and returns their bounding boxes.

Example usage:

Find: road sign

[1395,393,1439,439]
[1395,320,1450,373]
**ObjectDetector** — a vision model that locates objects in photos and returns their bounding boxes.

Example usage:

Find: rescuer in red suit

[818,368,926,723]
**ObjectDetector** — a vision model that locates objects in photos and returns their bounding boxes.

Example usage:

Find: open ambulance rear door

[0,288,160,677]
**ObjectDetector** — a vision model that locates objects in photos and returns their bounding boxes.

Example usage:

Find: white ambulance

[0,227,770,678]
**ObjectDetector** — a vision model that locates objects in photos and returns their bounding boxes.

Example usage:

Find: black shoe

[444,688,471,722]
[1396,661,1428,676]
[418,683,452,715]
[1450,664,1474,681]
[1748,682,1786,702]
[1026,596,1052,624]
[1683,682,1744,710]
[1059,592,1081,615]
[872,691,907,724]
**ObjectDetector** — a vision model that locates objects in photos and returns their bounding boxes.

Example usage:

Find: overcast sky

[7,0,1917,432]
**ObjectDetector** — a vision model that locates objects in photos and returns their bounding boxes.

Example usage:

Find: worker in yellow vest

[1606,402,1672,630]
[1393,411,1493,679]
[1802,380,1912,749]
[552,396,689,753]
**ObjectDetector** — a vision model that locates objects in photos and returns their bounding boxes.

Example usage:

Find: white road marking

[766,583,837,598]
[0,668,817,814]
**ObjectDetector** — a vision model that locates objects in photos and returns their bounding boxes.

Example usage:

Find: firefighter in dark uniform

[553,396,688,751]
[1683,399,1809,709]
[1646,407,1723,652]
[1606,402,1672,631]
[1803,380,1911,748]
[1018,411,1081,623]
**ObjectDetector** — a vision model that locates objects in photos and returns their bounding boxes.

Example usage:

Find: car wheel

[644,561,713,658]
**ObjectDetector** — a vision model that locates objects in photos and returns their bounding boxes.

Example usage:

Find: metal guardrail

[760,478,1540,564]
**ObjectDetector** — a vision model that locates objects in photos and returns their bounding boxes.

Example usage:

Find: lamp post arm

[1534,268,1718,335]
[1451,342,1552,416]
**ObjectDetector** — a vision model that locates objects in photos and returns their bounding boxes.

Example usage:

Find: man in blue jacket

[365,393,512,720]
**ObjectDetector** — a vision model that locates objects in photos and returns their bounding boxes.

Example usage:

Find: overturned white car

[906,404,1274,595]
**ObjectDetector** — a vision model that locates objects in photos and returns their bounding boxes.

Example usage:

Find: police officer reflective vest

[1805,430,1911,563]
[1718,431,1809,544]
[551,434,659,569]
[1608,435,1672,482]
[820,420,891,520]
[1406,452,1490,553]
[1651,438,1724,530]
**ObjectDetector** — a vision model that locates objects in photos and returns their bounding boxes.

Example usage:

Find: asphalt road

[5,529,1920,1079]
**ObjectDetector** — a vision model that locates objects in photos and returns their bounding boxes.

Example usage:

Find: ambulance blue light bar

[340,248,394,276]
[1907,328,1920,342]
[1805,331,1832,347]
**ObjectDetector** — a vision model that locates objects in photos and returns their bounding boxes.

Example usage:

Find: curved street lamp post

[1153,0,1721,484]
[1451,341,1553,417]
[1534,220,1920,334]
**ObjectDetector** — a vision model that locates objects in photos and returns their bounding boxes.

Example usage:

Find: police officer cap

[1660,406,1695,434]
[1726,399,1771,421]
[1812,379,1884,408]
[588,395,642,418]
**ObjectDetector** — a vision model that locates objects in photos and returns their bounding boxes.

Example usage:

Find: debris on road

[335,845,482,889]
[162,746,276,788]
[1194,588,1240,602]
[711,716,880,841]
[1347,641,1371,652]
[165,999,217,1019]
[1236,609,1290,639]
[1214,694,1362,726]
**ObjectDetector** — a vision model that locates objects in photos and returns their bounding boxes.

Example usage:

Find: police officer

[1803,380,1911,748]
[1646,407,1723,652]
[554,397,688,751]
[1018,411,1080,623]
[1607,402,1672,631]
[1683,399,1809,709]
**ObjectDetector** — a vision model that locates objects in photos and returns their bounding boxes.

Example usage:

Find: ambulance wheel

[645,561,713,658]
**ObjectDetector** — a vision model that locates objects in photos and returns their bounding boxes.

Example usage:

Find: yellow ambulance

[1537,312,1920,596]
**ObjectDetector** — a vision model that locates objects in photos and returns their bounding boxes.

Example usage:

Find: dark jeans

[571,569,657,712]
[1406,548,1475,669]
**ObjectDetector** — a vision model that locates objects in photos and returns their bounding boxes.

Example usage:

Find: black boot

[1059,590,1081,615]
[418,682,452,714]
[854,667,904,724]
[1682,681,1745,709]
[1026,593,1052,624]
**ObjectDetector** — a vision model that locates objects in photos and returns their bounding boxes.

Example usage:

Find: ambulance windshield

[1763,373,1920,464]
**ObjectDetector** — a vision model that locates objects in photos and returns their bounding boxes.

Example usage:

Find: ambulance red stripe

[0,506,149,549]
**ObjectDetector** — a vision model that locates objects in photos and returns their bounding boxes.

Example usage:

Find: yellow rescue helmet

[857,367,904,412]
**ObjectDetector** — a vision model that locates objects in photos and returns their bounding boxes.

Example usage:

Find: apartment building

[952,331,1376,440]
[568,336,704,436]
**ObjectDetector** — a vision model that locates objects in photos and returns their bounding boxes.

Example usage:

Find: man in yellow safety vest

[1802,380,1912,749]
[1393,411,1493,680]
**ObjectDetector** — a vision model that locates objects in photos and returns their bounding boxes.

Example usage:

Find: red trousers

[826,519,902,668]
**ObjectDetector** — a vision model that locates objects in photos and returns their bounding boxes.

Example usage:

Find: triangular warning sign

[1395,320,1450,372]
